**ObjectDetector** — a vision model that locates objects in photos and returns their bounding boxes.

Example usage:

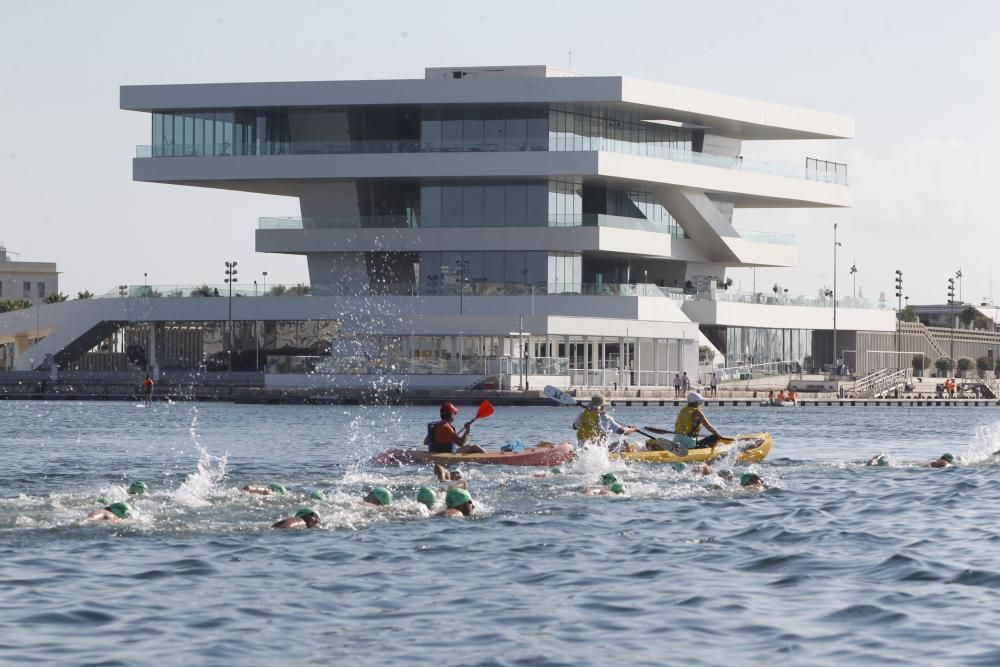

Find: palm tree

[43,292,69,304]
[76,290,94,300]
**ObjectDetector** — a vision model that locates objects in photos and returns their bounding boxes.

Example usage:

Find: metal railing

[692,289,889,310]
[267,354,569,376]
[853,367,911,398]
[135,139,849,186]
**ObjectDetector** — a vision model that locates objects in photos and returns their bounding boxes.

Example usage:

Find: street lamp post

[456,259,468,315]
[832,223,842,371]
[947,277,956,367]
[956,268,963,303]
[850,261,857,300]
[225,260,238,369]
[262,271,267,295]
[895,269,903,369]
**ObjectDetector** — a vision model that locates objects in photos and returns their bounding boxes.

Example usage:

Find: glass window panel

[463,186,484,226]
[421,119,441,149]
[527,118,547,151]
[484,186,505,226]
[485,119,505,150]
[203,113,214,155]
[163,113,174,155]
[505,185,526,224]
[174,115,184,155]
[526,184,547,225]
[525,251,546,283]
[442,120,462,151]
[506,119,527,150]
[462,251,484,282]
[152,113,163,155]
[505,251,527,284]
[421,186,441,227]
[183,114,194,155]
[462,119,484,150]
[442,186,462,226]
[484,252,505,282]
[194,116,204,156]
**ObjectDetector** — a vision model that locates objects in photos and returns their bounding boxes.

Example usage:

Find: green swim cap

[267,483,287,495]
[672,462,688,472]
[295,507,318,519]
[717,470,734,481]
[309,490,326,501]
[416,486,437,509]
[97,496,110,505]
[128,481,148,496]
[600,472,620,486]
[549,467,563,475]
[740,472,761,487]
[941,453,955,463]
[609,482,626,495]
[105,502,131,519]
[368,487,392,506]
[876,455,890,467]
[446,487,472,509]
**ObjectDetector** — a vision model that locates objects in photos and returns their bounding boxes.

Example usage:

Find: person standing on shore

[142,374,154,407]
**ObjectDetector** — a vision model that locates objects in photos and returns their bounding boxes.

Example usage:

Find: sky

[1,0,998,304]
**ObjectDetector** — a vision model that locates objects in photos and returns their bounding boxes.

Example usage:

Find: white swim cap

[687,391,705,404]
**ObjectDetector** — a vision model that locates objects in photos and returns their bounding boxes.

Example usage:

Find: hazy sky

[2,0,997,304]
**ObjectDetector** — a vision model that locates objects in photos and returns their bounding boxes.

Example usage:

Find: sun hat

[687,391,705,404]
[589,395,607,408]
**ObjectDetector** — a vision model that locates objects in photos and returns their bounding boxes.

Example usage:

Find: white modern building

[0,66,897,387]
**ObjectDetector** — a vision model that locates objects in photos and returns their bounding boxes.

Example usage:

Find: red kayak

[372,442,575,467]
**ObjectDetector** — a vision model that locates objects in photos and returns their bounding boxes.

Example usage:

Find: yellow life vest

[576,408,602,441]
[674,405,702,437]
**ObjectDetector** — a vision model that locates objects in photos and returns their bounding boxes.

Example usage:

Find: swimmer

[740,472,767,491]
[85,502,132,523]
[671,462,688,473]
[866,454,890,467]
[928,453,955,468]
[363,486,392,507]
[585,481,627,496]
[271,508,321,529]
[433,463,468,490]
[417,486,438,510]
[532,466,564,479]
[442,487,475,517]
[309,490,327,501]
[716,469,734,482]
[692,463,714,476]
[242,483,287,496]
[128,481,149,495]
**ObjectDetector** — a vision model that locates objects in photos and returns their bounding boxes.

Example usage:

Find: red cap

[440,402,459,416]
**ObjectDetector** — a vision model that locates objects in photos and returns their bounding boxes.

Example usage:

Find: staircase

[853,367,912,398]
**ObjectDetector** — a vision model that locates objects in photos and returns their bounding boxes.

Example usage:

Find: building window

[23,282,31,298]
[38,282,45,299]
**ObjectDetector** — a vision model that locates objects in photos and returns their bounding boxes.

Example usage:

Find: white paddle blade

[543,385,579,406]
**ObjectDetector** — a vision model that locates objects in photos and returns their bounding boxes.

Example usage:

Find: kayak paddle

[646,426,733,446]
[543,384,581,407]
[463,400,494,429]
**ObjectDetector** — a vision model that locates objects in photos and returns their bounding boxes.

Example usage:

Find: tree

[911,353,932,376]
[268,285,287,296]
[935,357,955,375]
[897,305,918,322]
[287,284,310,296]
[698,345,714,363]
[959,306,978,327]
[976,356,995,374]
[0,299,32,313]
[76,290,94,300]
[189,285,212,297]
[43,292,68,304]
[957,357,975,377]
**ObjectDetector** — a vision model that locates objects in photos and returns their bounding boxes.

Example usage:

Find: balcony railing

[266,354,570,376]
[691,289,888,310]
[135,139,849,186]
[257,213,685,237]
[733,229,796,246]
[96,282,686,300]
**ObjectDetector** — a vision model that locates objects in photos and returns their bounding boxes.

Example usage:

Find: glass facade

[548,107,692,157]
[420,108,548,152]
[417,251,551,288]
[151,111,290,157]
[704,325,812,367]
[421,182,549,227]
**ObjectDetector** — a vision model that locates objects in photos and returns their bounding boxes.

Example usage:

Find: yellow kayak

[610,433,772,464]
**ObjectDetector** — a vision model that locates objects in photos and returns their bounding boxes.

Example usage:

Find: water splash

[173,407,228,507]
[962,420,1000,463]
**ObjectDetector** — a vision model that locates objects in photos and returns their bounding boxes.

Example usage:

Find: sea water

[2,401,1000,666]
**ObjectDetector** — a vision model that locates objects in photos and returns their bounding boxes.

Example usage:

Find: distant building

[0,243,58,305]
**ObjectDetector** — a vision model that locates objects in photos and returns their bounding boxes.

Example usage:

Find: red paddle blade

[475,400,495,420]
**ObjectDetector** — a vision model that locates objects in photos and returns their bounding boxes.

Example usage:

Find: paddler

[572,395,637,448]
[662,391,725,451]
[928,453,955,468]
[271,508,321,529]
[425,402,486,454]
